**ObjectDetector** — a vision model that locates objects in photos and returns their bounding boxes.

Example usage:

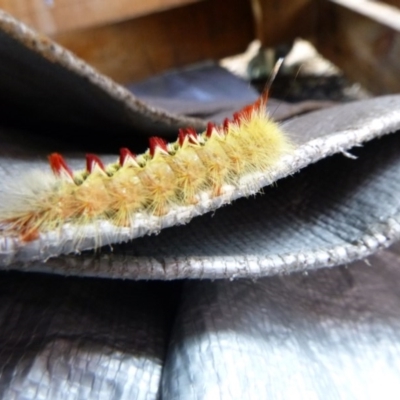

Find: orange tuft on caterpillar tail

[0,90,293,244]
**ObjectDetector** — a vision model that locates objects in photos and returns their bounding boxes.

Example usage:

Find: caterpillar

[0,91,293,246]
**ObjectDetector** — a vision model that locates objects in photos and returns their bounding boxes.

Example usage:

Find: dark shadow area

[0,271,183,398]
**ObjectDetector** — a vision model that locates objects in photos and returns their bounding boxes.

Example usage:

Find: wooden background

[0,0,399,94]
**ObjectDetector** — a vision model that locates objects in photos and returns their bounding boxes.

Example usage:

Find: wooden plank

[53,0,255,84]
[329,0,400,30]
[313,0,400,94]
[0,0,203,35]
[379,0,400,9]
[250,0,315,47]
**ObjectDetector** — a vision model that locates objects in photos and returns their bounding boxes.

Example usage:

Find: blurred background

[0,0,399,99]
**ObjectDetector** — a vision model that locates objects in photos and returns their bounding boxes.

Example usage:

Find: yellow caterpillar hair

[0,92,293,243]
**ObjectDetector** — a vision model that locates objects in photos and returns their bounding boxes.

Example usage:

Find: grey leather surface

[3,97,400,278]
[163,246,400,399]
[0,273,181,399]
[2,245,400,399]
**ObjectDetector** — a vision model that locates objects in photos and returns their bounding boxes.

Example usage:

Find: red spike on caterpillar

[149,137,168,157]
[119,147,137,167]
[48,153,74,180]
[0,94,294,246]
[178,128,199,146]
[86,154,106,174]
[206,122,215,138]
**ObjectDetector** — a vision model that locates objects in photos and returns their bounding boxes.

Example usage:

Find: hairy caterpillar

[0,91,293,247]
